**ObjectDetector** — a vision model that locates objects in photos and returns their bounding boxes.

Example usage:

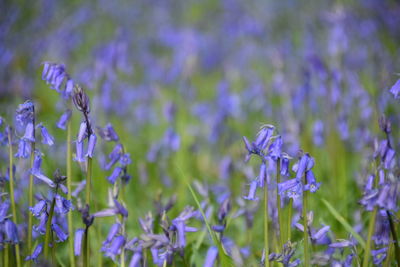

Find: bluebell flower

[15,101,34,126]
[258,162,266,187]
[107,167,122,184]
[14,139,31,158]
[77,122,88,143]
[371,247,388,265]
[54,194,73,214]
[64,79,74,99]
[104,235,125,259]
[74,229,85,256]
[85,134,97,158]
[294,153,314,179]
[51,223,68,242]
[4,219,19,244]
[97,123,119,142]
[304,171,321,193]
[31,152,56,188]
[278,178,302,199]
[119,153,131,167]
[0,200,10,223]
[280,154,291,176]
[102,223,120,247]
[329,239,354,248]
[22,122,35,142]
[33,212,47,235]
[372,210,390,245]
[25,243,43,262]
[129,250,142,267]
[56,109,72,130]
[243,180,259,201]
[37,123,54,146]
[389,78,400,99]
[255,125,275,151]
[204,246,218,267]
[105,144,123,170]
[29,200,47,217]
[74,141,86,162]
[269,136,282,160]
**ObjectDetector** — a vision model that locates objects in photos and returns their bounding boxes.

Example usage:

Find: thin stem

[27,141,35,264]
[86,157,92,205]
[44,186,58,258]
[83,227,89,267]
[276,160,283,249]
[386,210,400,266]
[4,244,8,267]
[66,119,76,267]
[7,130,21,267]
[302,176,310,267]
[287,199,293,241]
[264,181,270,267]
[362,207,377,267]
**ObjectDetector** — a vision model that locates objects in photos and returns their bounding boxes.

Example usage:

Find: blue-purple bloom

[14,139,31,158]
[4,219,19,244]
[98,123,119,142]
[51,223,68,242]
[243,180,259,201]
[31,152,56,188]
[107,167,123,184]
[22,122,35,142]
[74,229,85,256]
[37,123,54,146]
[86,134,97,158]
[389,78,400,99]
[74,141,86,162]
[29,200,47,217]
[56,109,72,130]
[25,243,43,262]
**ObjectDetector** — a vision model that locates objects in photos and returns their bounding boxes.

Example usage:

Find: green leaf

[321,198,366,249]
[176,162,234,267]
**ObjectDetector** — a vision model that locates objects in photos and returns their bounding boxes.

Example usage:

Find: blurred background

[1,0,400,265]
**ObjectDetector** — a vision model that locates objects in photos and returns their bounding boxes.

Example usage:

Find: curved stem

[386,210,400,266]
[362,207,377,267]
[264,182,270,267]
[7,130,21,267]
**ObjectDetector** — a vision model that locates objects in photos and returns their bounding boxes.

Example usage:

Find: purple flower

[204,246,218,267]
[85,134,97,158]
[37,123,54,146]
[4,219,19,244]
[129,250,142,267]
[107,167,122,184]
[105,144,123,170]
[371,247,388,265]
[22,122,35,142]
[14,139,31,158]
[119,153,131,167]
[51,223,68,242]
[373,211,390,245]
[74,229,85,256]
[29,200,47,217]
[31,152,56,188]
[104,235,125,259]
[74,141,86,162]
[77,122,88,143]
[258,162,266,187]
[255,125,275,151]
[389,78,400,99]
[295,153,314,179]
[243,180,259,201]
[0,201,10,223]
[54,194,73,214]
[25,243,43,262]
[280,154,291,176]
[98,123,119,142]
[278,178,302,199]
[329,240,354,248]
[304,171,321,193]
[33,212,48,235]
[15,101,34,125]
[269,136,282,160]
[57,109,72,130]
[103,223,120,246]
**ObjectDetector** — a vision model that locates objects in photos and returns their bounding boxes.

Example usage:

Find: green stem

[86,157,92,205]
[7,131,21,267]
[387,211,400,266]
[83,227,89,267]
[362,207,377,267]
[276,160,283,249]
[51,230,56,265]
[302,178,310,267]
[27,142,35,265]
[66,119,76,267]
[264,181,270,267]
[4,244,8,267]
[287,199,293,242]
[44,186,58,258]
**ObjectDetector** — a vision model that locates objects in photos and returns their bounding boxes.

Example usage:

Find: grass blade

[321,198,366,249]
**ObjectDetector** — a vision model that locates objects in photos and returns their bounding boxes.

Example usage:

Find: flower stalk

[264,175,270,267]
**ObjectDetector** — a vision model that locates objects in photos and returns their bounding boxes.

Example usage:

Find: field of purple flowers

[1,0,400,266]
